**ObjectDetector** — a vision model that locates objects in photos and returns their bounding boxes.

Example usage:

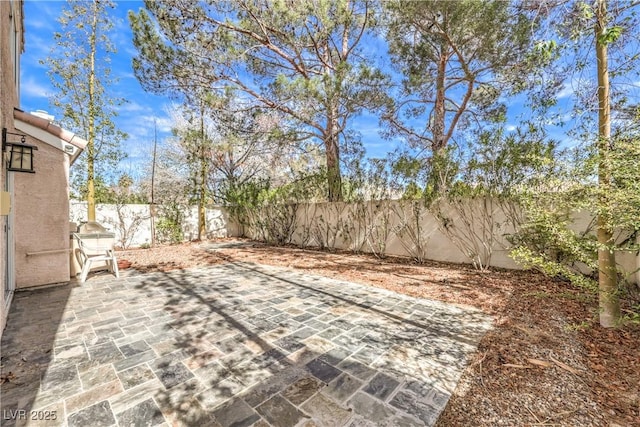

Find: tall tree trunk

[325,101,342,202]
[595,0,620,327]
[433,45,447,154]
[198,105,207,240]
[428,42,449,197]
[87,1,98,222]
[325,135,342,202]
[321,30,343,203]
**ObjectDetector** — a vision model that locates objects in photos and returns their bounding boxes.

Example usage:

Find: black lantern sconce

[2,127,38,173]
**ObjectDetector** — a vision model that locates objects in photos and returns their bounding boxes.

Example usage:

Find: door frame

[4,171,15,310]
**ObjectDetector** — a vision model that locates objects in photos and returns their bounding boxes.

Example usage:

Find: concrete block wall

[238,199,640,284]
[70,202,230,248]
[241,199,519,268]
[68,200,639,285]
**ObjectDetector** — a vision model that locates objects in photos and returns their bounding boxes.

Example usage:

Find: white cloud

[352,112,383,138]
[557,78,592,100]
[23,33,53,65]
[117,70,136,80]
[20,76,52,99]
[124,46,139,58]
[118,101,146,113]
[118,108,173,152]
[138,114,173,133]
[556,84,574,99]
[24,3,61,32]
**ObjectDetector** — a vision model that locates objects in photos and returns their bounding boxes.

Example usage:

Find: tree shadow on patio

[0,283,77,425]
[132,259,491,426]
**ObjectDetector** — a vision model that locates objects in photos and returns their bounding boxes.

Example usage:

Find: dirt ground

[118,238,640,427]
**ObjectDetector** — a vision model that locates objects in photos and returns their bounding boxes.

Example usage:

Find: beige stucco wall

[239,199,520,269]
[0,1,9,333]
[1,0,25,333]
[290,199,519,269]
[237,199,639,284]
[14,140,71,288]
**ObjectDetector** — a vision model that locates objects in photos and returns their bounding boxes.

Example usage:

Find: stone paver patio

[1,262,491,426]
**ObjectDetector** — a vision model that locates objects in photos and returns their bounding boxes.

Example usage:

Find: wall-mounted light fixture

[2,127,38,173]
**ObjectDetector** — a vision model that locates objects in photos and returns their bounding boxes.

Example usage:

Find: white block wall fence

[70,202,230,248]
[69,200,639,284]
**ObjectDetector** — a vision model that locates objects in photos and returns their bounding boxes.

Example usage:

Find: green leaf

[598,26,623,45]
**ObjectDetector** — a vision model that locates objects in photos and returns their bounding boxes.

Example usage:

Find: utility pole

[150,119,158,247]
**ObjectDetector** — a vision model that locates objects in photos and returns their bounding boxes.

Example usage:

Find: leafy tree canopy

[129,0,387,201]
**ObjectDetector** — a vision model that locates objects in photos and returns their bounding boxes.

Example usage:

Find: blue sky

[19,0,400,182]
[21,0,185,180]
[19,1,637,185]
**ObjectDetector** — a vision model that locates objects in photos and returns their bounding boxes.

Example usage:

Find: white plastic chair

[74,233,120,283]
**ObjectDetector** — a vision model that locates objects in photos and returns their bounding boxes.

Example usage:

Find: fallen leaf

[550,356,581,375]
[0,372,16,384]
[528,358,552,368]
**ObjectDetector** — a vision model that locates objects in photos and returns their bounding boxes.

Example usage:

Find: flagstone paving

[1,262,492,427]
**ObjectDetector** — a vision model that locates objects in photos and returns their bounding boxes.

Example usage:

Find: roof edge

[14,108,87,150]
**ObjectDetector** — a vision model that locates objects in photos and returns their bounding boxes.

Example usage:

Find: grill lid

[78,221,109,234]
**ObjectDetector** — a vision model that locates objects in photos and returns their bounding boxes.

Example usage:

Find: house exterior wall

[1,0,24,333]
[14,141,71,288]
